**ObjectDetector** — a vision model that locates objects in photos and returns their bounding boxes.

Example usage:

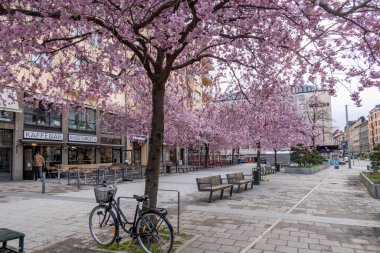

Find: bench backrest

[196,175,222,190]
[226,172,244,183]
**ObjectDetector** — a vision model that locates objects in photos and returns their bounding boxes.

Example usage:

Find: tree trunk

[144,81,165,209]
[231,148,235,164]
[257,142,261,169]
[274,149,277,166]
[204,143,209,168]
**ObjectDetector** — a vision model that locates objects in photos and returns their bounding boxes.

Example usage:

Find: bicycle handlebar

[101,178,123,188]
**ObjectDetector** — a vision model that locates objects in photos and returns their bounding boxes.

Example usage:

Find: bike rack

[158,189,180,234]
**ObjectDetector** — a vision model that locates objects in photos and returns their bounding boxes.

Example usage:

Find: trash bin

[334,165,339,169]
[166,165,171,174]
[237,158,241,164]
[253,168,261,185]
[275,164,280,172]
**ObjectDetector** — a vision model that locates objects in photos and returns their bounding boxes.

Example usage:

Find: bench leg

[220,189,224,199]
[245,183,248,191]
[19,236,24,253]
[237,184,241,193]
[230,186,233,196]
[208,191,213,203]
[3,241,7,248]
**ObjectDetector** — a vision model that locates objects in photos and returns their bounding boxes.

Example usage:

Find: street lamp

[345,105,352,169]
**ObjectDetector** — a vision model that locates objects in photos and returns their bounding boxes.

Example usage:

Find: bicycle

[89,179,174,253]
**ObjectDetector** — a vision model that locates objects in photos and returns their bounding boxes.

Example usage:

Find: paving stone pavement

[0,160,379,253]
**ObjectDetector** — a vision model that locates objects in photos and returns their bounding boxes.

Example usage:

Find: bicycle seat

[133,195,148,202]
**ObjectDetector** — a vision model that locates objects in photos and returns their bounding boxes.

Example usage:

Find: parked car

[338,158,346,165]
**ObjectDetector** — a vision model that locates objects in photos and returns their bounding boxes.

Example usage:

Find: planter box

[284,164,329,174]
[360,172,380,199]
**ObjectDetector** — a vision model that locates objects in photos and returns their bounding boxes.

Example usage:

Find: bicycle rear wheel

[89,205,118,246]
[136,211,174,253]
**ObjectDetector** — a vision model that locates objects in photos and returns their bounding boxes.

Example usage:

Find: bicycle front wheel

[136,211,174,253]
[89,205,118,246]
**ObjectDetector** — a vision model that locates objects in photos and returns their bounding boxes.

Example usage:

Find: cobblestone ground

[0,160,379,253]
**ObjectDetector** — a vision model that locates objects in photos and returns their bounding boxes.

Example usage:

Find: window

[69,146,95,164]
[24,103,61,128]
[194,91,202,101]
[298,95,305,101]
[299,103,305,110]
[0,111,14,122]
[68,108,96,132]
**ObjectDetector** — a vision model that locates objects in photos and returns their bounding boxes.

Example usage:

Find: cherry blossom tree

[1,0,379,207]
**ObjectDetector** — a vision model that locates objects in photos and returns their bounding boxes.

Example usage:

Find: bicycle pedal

[116,237,122,243]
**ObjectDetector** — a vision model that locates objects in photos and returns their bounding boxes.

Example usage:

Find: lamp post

[345,105,352,169]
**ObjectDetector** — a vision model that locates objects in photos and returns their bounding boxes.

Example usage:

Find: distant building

[350,117,365,157]
[292,85,333,146]
[332,129,345,148]
[368,104,380,151]
[359,121,370,159]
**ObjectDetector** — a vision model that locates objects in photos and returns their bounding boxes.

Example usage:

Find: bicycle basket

[94,186,117,203]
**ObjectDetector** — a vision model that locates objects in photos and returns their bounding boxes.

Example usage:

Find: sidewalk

[0,162,379,252]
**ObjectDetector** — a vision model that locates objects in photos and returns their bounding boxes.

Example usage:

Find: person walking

[33,151,45,181]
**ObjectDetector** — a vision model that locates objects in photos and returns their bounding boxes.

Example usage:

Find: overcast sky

[332,86,380,130]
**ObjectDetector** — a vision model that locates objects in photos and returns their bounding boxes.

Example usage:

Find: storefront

[68,133,97,164]
[0,129,13,181]
[130,135,147,165]
[100,137,123,164]
[21,130,64,180]
[0,88,20,181]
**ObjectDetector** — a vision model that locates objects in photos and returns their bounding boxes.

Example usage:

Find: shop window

[100,148,113,163]
[41,146,62,168]
[24,103,61,128]
[69,146,96,164]
[0,111,14,122]
[68,108,96,132]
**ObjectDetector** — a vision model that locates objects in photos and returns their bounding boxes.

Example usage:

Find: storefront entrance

[23,145,62,180]
[0,129,13,181]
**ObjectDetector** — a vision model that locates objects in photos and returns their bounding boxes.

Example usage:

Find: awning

[20,139,67,145]
[0,88,22,113]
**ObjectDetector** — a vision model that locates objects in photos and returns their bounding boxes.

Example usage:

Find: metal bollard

[77,170,81,189]
[42,172,46,194]
[57,169,61,184]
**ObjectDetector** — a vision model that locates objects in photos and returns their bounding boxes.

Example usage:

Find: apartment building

[293,85,333,145]
[368,104,380,151]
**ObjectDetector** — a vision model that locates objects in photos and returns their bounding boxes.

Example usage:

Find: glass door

[23,146,34,180]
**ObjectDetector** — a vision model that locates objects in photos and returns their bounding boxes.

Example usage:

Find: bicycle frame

[101,195,145,238]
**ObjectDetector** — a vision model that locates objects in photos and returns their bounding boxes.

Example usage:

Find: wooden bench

[196,175,233,202]
[0,228,25,253]
[226,172,254,192]
[262,165,276,175]
[177,165,199,173]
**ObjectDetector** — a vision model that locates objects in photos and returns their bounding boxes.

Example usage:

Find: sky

[332,86,380,130]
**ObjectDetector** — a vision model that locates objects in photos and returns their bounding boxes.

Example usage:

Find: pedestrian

[33,151,45,181]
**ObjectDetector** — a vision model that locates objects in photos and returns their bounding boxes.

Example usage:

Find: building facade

[0,91,126,181]
[293,85,333,146]
[368,104,380,151]
[359,121,370,159]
